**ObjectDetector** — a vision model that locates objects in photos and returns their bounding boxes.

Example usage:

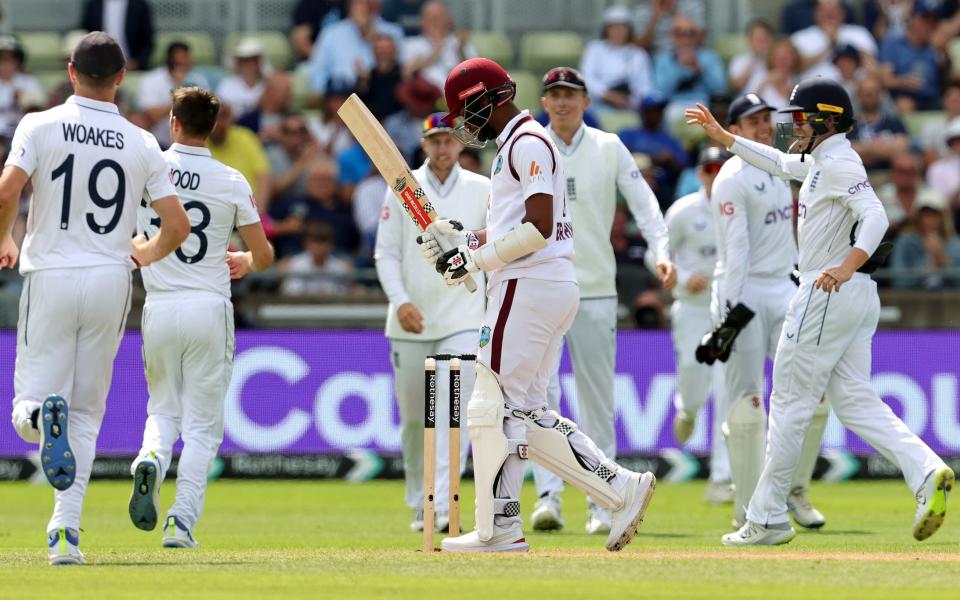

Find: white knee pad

[516,409,624,511]
[11,400,41,443]
[467,363,527,541]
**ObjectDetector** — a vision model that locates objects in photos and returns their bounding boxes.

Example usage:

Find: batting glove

[416,219,479,268]
[437,244,479,287]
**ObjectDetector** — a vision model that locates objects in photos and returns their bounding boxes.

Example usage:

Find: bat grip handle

[434,230,478,293]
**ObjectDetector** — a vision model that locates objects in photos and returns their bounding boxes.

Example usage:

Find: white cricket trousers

[533,296,618,497]
[136,291,235,531]
[389,331,474,512]
[747,274,946,525]
[670,299,730,483]
[479,278,628,529]
[11,265,131,533]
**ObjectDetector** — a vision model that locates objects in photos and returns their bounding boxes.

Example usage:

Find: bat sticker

[393,177,407,192]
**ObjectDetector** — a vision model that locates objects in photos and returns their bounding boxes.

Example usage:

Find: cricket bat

[337,94,478,293]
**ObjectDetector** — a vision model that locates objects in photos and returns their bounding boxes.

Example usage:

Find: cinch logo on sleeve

[848,180,872,195]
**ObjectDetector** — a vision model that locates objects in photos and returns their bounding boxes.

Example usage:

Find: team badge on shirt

[479,325,491,347]
[494,155,503,175]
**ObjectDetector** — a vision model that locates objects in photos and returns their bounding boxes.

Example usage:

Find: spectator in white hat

[890,186,960,289]
[217,38,269,118]
[579,5,655,111]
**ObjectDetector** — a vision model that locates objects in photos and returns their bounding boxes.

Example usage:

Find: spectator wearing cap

[848,74,911,170]
[579,6,655,112]
[206,103,273,211]
[136,41,209,148]
[890,189,960,289]
[920,81,960,164]
[755,39,802,124]
[653,14,726,112]
[280,222,355,296]
[617,94,689,207]
[877,152,945,240]
[80,0,154,70]
[926,117,960,216]
[879,6,942,112]
[290,0,348,62]
[791,0,877,80]
[729,19,774,94]
[401,1,474,92]
[307,0,404,95]
[0,35,41,140]
[384,76,441,164]
[218,38,270,118]
[779,0,856,35]
[634,0,706,54]
[356,33,404,120]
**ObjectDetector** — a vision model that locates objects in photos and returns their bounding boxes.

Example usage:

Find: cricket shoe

[162,516,199,548]
[531,491,563,531]
[129,453,161,531]
[606,471,656,551]
[913,466,954,541]
[585,502,611,535]
[722,521,795,546]
[48,528,84,566]
[40,395,76,491]
[673,411,695,444]
[435,511,449,533]
[787,486,825,529]
[440,524,529,553]
[410,507,424,532]
[704,481,735,505]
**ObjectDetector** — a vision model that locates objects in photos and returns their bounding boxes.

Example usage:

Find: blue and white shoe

[39,395,75,491]
[47,528,84,565]
[162,516,198,548]
[129,453,161,531]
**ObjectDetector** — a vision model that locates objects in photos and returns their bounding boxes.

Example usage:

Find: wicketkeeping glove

[436,244,479,287]
[695,303,756,365]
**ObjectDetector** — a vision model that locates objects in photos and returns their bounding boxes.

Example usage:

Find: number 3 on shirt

[144,200,211,264]
[52,153,125,234]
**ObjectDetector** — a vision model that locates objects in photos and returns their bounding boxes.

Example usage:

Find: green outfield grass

[0,478,957,599]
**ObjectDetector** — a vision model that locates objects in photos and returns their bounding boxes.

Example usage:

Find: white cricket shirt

[486,111,575,290]
[374,161,489,341]
[6,95,177,274]
[656,189,716,305]
[710,153,797,308]
[547,122,669,299]
[137,143,261,299]
[728,133,888,274]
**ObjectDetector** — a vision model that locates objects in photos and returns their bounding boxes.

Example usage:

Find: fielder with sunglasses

[687,79,953,546]
[695,93,829,533]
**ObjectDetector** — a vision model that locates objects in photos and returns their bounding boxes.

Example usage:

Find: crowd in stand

[2,0,960,310]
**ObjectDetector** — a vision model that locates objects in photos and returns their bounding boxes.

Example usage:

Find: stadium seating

[510,70,544,114]
[151,31,217,68]
[119,71,144,111]
[18,31,63,72]
[904,110,944,141]
[519,31,584,77]
[224,31,293,70]
[34,70,65,95]
[950,38,960,77]
[714,33,749,63]
[598,109,640,134]
[469,32,514,69]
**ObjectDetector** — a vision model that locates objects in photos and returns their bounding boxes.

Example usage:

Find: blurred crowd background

[0,0,959,330]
